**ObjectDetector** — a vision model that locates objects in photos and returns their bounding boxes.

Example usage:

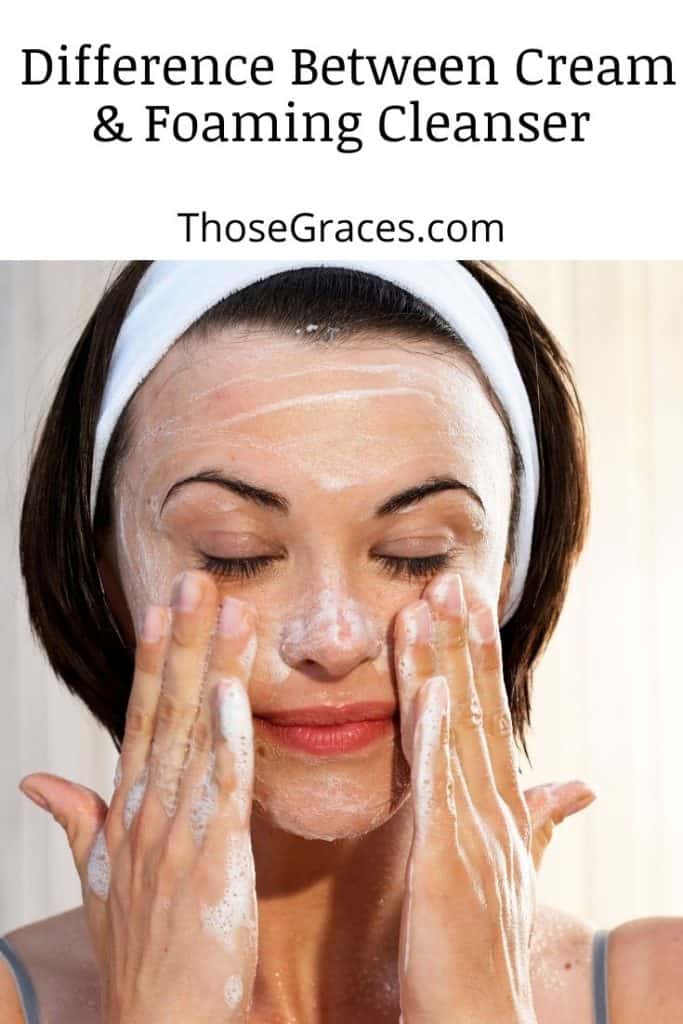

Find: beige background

[1,262,681,935]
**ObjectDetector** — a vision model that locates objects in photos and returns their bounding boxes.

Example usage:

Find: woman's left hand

[394,571,595,1024]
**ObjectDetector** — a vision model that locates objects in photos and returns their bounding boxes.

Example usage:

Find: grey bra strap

[592,928,610,1024]
[0,937,40,1024]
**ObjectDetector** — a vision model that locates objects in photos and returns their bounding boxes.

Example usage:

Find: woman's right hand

[19,571,259,1024]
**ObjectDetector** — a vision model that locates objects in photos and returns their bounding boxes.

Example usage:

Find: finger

[394,600,438,765]
[110,606,168,839]
[424,572,495,803]
[176,596,257,842]
[526,781,596,870]
[147,571,219,818]
[113,606,170,831]
[19,773,108,882]
[202,677,255,860]
[467,601,523,812]
[190,595,258,761]
[411,675,454,843]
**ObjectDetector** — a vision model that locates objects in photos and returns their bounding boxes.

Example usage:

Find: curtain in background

[1,261,681,934]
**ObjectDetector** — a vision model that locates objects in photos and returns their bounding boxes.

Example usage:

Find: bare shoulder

[607,917,683,1024]
[2,906,99,1024]
[531,908,683,1023]
[4,905,93,970]
[0,958,25,1024]
[531,904,596,1024]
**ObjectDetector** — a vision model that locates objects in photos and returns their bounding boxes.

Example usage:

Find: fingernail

[20,784,49,811]
[142,606,167,644]
[559,793,597,824]
[172,572,202,613]
[434,573,464,617]
[405,602,433,645]
[469,606,498,645]
[218,596,248,637]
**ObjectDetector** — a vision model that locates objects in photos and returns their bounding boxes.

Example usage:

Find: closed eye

[200,554,280,581]
[373,552,456,580]
[198,552,457,582]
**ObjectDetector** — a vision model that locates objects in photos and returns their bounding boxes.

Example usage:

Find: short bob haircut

[20,261,589,751]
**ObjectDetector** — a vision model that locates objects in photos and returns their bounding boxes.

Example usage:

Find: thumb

[20,773,108,877]
[524,780,596,871]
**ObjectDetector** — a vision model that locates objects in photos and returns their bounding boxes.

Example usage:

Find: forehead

[124,327,511,497]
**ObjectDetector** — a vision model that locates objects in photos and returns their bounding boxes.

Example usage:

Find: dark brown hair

[19,261,589,750]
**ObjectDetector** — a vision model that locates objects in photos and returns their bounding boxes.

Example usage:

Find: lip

[254,702,397,755]
[257,701,397,726]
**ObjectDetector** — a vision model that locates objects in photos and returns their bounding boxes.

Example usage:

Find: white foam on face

[253,747,410,842]
[114,344,507,607]
[87,829,110,901]
[115,346,507,641]
[223,974,244,1011]
[260,645,290,685]
[190,751,218,845]
[279,585,383,667]
[130,379,461,470]
[125,360,500,521]
[107,339,512,844]
[123,764,149,829]
[124,354,459,427]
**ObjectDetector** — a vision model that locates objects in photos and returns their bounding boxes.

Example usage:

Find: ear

[96,531,135,649]
[497,560,513,622]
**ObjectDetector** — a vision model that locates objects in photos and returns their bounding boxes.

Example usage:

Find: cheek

[113,491,506,681]
[213,576,394,690]
[458,534,509,609]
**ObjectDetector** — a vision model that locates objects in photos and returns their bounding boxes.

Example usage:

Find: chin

[251,756,411,841]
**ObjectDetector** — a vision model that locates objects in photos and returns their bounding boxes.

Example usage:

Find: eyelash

[199,551,456,582]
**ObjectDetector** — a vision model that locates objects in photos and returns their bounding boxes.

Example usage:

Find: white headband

[91,260,539,623]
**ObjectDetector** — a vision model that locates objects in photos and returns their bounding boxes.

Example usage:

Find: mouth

[254,701,398,755]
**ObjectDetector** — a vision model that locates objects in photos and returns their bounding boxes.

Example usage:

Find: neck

[250,798,414,1023]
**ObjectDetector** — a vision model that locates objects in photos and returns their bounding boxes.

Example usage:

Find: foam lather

[91,260,539,623]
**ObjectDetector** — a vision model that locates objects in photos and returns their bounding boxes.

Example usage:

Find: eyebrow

[374,474,485,516]
[161,471,484,517]
[161,470,290,514]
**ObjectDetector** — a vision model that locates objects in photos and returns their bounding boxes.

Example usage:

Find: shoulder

[531,908,683,1024]
[531,905,596,1024]
[0,957,25,1024]
[607,916,683,1024]
[4,905,91,968]
[1,906,98,1024]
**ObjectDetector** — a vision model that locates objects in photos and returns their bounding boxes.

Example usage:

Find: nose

[279,586,384,681]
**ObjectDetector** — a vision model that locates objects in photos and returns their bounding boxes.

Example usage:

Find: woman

[1,260,679,1023]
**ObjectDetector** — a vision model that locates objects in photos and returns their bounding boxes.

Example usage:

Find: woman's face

[106,326,513,840]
